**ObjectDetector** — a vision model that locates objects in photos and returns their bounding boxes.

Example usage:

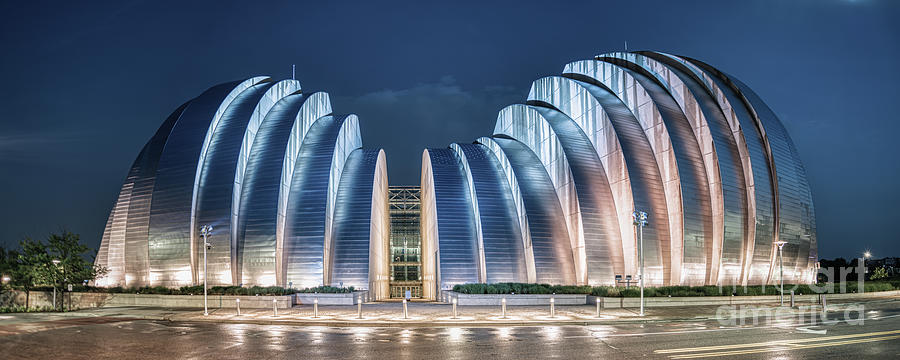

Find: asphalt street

[2,299,899,359]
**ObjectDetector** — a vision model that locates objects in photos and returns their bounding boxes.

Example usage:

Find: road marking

[667,334,900,359]
[655,329,900,354]
[796,326,826,334]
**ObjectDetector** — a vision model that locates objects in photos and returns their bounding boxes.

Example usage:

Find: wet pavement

[2,298,899,359]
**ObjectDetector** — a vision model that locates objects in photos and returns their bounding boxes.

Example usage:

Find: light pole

[200,225,213,316]
[774,240,787,306]
[51,259,61,311]
[633,210,648,316]
[863,251,872,282]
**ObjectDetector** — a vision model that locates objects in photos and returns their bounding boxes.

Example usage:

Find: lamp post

[200,225,213,316]
[632,210,648,316]
[51,259,61,311]
[773,240,787,306]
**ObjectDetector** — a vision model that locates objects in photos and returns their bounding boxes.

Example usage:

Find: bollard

[550,296,555,318]
[357,295,363,319]
[596,297,601,318]
[452,297,458,319]
[790,290,795,308]
[403,298,408,319]
[313,297,319,318]
[273,298,278,317]
[821,294,827,312]
[501,297,507,319]
[236,298,241,316]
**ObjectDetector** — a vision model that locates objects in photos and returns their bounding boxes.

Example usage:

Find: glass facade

[388,186,423,298]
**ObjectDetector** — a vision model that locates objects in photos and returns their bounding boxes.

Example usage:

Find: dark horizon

[1,0,898,260]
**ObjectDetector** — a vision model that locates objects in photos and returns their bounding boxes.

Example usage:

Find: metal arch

[526,104,626,286]
[728,78,816,283]
[486,137,577,285]
[148,79,254,287]
[281,115,360,288]
[188,76,270,282]
[324,115,363,284]
[527,76,639,282]
[420,148,481,290]
[679,58,785,285]
[192,81,276,286]
[329,148,387,291]
[493,104,584,283]
[233,94,307,286]
[450,143,528,283]
[230,80,302,274]
[645,52,770,286]
[591,56,715,287]
[448,143,487,282]
[557,73,674,287]
[96,101,192,287]
[563,60,681,285]
[475,137,537,283]
[603,52,749,286]
[275,92,333,286]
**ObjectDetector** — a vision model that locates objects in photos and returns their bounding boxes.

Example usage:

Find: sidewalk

[36,297,896,327]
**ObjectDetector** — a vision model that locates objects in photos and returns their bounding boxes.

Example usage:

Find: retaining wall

[2,290,293,309]
[444,290,900,307]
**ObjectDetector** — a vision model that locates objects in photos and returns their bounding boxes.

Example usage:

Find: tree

[5,232,107,310]
[871,267,889,281]
[44,231,108,310]
[14,237,51,308]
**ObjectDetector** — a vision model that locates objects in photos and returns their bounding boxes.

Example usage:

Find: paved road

[2,299,899,359]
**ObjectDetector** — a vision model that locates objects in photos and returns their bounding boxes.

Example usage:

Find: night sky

[1,1,897,260]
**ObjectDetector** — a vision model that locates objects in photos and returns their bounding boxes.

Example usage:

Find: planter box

[590,289,900,308]
[447,292,586,306]
[294,291,368,305]
[3,291,293,309]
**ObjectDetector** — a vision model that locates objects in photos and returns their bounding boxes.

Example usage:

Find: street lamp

[632,210,648,316]
[51,259,61,311]
[863,251,872,279]
[200,225,213,316]
[773,240,787,306]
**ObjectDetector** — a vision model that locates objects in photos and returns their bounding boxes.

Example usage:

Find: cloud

[0,131,93,163]
[332,76,525,184]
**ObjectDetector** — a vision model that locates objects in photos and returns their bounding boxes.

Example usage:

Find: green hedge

[453,283,593,295]
[453,282,900,297]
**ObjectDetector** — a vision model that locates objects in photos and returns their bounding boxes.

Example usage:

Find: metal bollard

[273,298,278,317]
[501,297,507,318]
[452,297,458,319]
[357,295,363,319]
[236,298,241,316]
[313,297,319,318]
[790,290,795,308]
[596,297,601,318]
[402,298,408,319]
[550,296,555,318]
[821,294,827,312]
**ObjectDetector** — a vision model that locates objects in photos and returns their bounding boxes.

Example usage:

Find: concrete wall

[444,290,900,307]
[448,292,587,306]
[294,291,367,305]
[2,290,293,309]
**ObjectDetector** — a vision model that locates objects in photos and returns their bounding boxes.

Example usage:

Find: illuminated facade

[94,77,390,300]
[388,186,423,298]
[421,51,816,295]
[95,52,817,300]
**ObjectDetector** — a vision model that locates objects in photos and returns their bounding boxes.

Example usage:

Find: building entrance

[388,186,423,299]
